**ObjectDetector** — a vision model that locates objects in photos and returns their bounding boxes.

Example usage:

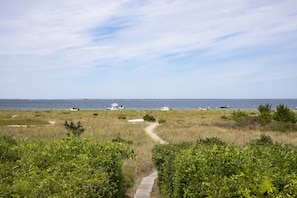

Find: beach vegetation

[64,121,85,138]
[152,136,297,197]
[257,103,272,125]
[230,109,248,121]
[1,109,297,197]
[158,118,166,124]
[143,114,156,122]
[273,104,296,123]
[0,136,134,197]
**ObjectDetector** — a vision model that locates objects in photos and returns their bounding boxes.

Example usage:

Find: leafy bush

[143,114,156,122]
[0,136,134,197]
[218,104,297,132]
[158,118,166,124]
[258,103,272,125]
[230,110,248,121]
[196,137,226,146]
[252,134,274,146]
[64,121,85,138]
[273,104,296,123]
[152,138,297,197]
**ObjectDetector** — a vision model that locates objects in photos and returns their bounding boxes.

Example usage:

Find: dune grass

[1,109,297,197]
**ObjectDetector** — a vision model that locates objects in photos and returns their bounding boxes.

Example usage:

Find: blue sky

[1,0,297,99]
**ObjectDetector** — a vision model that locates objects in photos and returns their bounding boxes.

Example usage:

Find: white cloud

[1,0,297,98]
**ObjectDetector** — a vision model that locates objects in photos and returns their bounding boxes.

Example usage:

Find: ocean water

[0,99,296,111]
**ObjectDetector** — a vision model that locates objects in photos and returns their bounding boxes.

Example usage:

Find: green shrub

[0,136,134,197]
[158,118,166,124]
[273,104,296,123]
[197,137,226,146]
[153,138,297,197]
[64,121,85,138]
[258,103,272,125]
[143,114,156,122]
[230,110,248,121]
[251,134,274,146]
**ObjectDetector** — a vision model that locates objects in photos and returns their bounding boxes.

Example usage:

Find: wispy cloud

[1,0,297,98]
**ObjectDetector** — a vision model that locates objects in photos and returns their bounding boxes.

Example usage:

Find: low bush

[230,110,248,121]
[0,136,134,197]
[64,121,85,138]
[158,118,166,124]
[252,134,274,146]
[153,137,297,197]
[143,114,156,122]
[219,104,297,132]
[274,104,296,123]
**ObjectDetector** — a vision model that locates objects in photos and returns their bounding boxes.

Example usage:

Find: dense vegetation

[152,136,297,197]
[0,106,296,197]
[0,136,134,197]
[224,103,297,132]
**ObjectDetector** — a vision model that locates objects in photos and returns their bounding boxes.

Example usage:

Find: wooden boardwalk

[134,171,158,198]
[134,123,167,198]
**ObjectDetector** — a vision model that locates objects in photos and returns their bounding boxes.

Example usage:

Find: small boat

[220,105,231,109]
[198,106,210,111]
[106,103,125,111]
[70,107,80,111]
[160,106,172,111]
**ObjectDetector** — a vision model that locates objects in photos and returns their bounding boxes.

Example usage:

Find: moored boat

[160,106,172,111]
[220,105,231,109]
[106,103,125,111]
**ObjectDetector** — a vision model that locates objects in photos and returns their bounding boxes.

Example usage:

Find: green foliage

[0,136,134,197]
[230,110,248,121]
[252,134,274,146]
[219,104,297,132]
[273,104,296,123]
[197,137,227,146]
[258,103,272,125]
[64,121,85,138]
[143,114,156,122]
[152,137,297,198]
[158,118,166,124]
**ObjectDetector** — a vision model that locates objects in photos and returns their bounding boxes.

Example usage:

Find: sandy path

[134,122,167,198]
[144,122,168,145]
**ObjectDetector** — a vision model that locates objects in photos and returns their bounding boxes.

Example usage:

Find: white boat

[106,103,125,111]
[198,106,210,111]
[160,106,172,111]
[70,107,79,111]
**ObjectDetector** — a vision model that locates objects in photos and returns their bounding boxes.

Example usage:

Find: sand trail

[134,122,167,198]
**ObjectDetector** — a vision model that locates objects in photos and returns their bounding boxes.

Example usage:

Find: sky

[1,0,297,99]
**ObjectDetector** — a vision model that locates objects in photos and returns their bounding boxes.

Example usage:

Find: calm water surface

[0,99,297,111]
